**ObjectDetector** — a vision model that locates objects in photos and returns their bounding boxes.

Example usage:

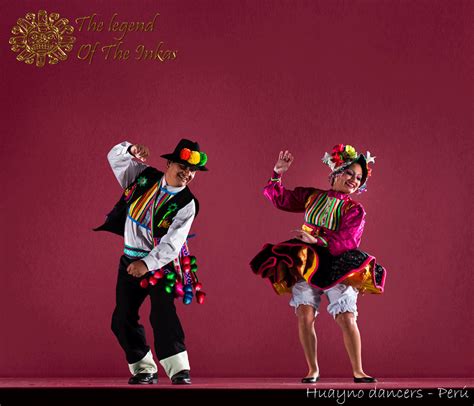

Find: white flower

[322,152,336,170]
[365,151,376,164]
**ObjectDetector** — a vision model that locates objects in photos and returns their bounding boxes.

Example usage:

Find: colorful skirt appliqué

[250,239,386,295]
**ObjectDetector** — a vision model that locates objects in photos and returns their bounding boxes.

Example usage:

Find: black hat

[160,139,209,171]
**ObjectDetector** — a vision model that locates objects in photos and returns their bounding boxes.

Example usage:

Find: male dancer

[94,139,208,384]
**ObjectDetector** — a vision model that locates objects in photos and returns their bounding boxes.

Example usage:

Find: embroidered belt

[301,224,328,246]
[124,245,151,259]
[301,224,322,236]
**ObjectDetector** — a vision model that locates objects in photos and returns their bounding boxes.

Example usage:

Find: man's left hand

[127,260,149,278]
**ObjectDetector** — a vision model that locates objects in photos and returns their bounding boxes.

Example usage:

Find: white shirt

[107,141,196,271]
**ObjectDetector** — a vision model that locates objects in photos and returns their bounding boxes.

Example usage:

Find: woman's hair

[328,166,347,186]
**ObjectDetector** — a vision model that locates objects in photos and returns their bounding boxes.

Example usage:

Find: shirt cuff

[315,236,328,247]
[141,254,160,272]
[108,141,133,160]
[120,141,133,156]
[270,170,282,182]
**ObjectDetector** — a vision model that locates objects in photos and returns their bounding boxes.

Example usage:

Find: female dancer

[250,144,386,383]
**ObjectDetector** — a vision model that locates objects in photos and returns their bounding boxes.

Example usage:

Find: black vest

[93,167,199,238]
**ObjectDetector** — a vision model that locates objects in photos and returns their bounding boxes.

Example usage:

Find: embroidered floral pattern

[137,176,148,187]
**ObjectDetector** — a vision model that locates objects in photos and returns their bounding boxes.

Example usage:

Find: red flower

[332,144,344,154]
[332,153,344,166]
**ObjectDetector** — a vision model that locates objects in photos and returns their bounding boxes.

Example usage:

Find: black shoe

[301,376,320,383]
[128,372,158,384]
[171,370,191,385]
[353,376,377,383]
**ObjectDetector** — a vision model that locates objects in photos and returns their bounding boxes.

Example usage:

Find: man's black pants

[111,255,186,364]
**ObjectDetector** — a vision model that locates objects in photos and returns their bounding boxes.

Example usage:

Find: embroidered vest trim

[93,167,199,238]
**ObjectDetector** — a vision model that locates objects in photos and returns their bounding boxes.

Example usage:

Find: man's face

[165,161,196,187]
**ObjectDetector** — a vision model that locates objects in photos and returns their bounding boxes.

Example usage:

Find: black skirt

[250,239,386,295]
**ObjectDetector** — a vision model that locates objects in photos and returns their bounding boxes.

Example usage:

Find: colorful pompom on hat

[321,144,375,192]
[160,139,209,171]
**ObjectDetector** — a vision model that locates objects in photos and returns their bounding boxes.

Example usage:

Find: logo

[9,10,76,67]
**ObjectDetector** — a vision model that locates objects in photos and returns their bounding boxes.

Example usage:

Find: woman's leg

[334,312,372,378]
[296,304,319,378]
[326,284,374,379]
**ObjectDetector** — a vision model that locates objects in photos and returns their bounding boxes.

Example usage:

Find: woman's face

[332,163,363,194]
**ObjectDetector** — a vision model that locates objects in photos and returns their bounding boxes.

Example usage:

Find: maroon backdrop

[1,0,472,378]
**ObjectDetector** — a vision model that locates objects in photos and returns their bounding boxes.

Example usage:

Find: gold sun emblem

[9,10,76,67]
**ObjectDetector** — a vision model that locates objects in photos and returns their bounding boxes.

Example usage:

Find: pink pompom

[175,284,185,297]
[182,256,191,266]
[153,270,164,279]
[196,291,206,304]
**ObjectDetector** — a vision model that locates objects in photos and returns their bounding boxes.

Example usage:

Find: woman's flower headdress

[322,144,376,192]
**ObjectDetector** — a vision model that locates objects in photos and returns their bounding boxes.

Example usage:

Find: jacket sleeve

[263,171,315,213]
[107,141,148,189]
[326,204,366,256]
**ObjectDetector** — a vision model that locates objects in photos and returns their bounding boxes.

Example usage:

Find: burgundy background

[1,0,472,378]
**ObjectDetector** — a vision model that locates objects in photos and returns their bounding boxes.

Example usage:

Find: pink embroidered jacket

[264,171,366,256]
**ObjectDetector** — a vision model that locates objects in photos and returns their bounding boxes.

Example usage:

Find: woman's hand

[292,229,318,244]
[274,150,294,174]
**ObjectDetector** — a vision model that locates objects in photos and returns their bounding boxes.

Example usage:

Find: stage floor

[0,377,472,389]
[1,378,473,405]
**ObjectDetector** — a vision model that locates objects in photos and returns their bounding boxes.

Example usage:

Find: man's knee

[111,307,124,334]
[111,306,138,334]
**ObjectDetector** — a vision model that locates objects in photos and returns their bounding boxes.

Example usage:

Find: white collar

[160,176,185,195]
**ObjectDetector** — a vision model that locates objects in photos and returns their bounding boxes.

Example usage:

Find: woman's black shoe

[301,376,320,383]
[128,372,158,384]
[353,376,377,383]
